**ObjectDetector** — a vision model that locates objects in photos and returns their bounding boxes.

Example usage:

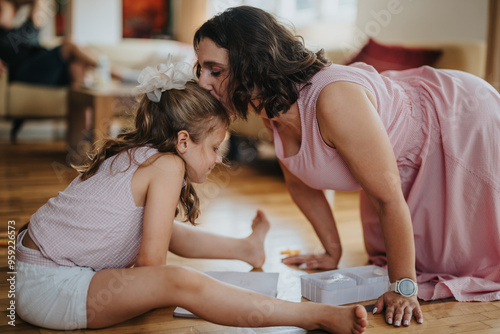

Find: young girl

[15,58,368,333]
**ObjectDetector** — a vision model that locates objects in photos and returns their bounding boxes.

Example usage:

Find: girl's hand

[281,252,340,270]
[373,292,423,327]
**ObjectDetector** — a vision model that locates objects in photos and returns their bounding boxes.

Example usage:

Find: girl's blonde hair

[75,81,229,224]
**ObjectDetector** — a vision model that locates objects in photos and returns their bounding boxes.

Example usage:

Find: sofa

[229,39,487,143]
[0,38,194,142]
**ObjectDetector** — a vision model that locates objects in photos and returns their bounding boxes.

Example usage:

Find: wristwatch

[388,278,418,297]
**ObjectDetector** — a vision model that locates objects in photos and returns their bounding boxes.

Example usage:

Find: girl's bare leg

[87,265,367,333]
[169,210,270,268]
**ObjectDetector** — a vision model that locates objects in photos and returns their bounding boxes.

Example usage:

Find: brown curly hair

[74,81,229,224]
[194,6,330,120]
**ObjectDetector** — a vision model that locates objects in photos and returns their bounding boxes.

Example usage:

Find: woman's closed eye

[211,70,222,77]
[200,67,222,76]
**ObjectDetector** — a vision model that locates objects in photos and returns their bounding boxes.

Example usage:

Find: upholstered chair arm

[0,64,8,118]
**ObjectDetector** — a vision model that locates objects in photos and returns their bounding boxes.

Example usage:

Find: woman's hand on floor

[373,292,423,327]
[281,252,340,270]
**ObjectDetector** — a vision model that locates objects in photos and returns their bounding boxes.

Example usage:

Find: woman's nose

[198,71,211,91]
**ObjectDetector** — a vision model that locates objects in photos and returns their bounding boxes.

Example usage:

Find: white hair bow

[135,55,195,102]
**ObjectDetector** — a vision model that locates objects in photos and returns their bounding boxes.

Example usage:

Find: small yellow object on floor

[280,249,301,256]
[0,238,10,247]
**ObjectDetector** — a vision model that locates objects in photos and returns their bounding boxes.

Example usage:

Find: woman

[194,5,500,328]
[0,0,130,86]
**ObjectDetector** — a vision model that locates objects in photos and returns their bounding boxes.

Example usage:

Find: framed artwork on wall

[55,0,68,36]
[122,0,170,38]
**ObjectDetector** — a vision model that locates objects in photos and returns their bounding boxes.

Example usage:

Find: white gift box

[301,265,389,305]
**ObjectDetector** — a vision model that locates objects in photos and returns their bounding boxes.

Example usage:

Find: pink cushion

[345,38,442,72]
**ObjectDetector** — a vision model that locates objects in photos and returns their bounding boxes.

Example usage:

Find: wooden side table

[67,83,137,163]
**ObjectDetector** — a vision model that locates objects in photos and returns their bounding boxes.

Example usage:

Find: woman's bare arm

[316,81,422,326]
[279,162,343,269]
[262,119,342,269]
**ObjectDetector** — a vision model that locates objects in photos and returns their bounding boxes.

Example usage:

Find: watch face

[399,279,416,297]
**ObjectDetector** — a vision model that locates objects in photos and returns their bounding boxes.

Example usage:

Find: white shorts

[16,232,96,330]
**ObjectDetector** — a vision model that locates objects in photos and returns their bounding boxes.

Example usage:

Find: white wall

[70,0,122,45]
[355,0,488,45]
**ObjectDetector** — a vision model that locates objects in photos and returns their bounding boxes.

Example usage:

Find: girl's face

[179,124,226,184]
[197,38,231,107]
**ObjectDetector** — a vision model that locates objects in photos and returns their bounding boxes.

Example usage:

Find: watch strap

[389,281,399,293]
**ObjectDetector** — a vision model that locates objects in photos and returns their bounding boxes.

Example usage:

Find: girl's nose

[215,151,223,164]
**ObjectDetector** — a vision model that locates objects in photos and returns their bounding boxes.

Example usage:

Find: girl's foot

[244,210,270,268]
[314,304,368,334]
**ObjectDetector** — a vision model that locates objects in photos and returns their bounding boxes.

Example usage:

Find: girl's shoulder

[143,152,185,176]
[132,152,185,195]
[131,152,184,206]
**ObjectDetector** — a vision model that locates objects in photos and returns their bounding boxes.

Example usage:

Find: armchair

[0,66,68,142]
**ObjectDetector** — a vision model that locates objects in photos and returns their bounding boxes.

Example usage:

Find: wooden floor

[1,139,499,333]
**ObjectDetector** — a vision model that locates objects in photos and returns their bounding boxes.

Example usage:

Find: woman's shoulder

[299,64,373,104]
[311,63,378,81]
[308,63,379,99]
[317,80,377,112]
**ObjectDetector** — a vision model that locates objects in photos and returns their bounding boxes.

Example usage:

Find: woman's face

[197,38,231,107]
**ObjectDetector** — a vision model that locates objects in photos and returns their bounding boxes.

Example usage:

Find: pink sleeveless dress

[273,63,500,301]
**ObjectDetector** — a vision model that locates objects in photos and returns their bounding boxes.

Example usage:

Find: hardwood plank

[483,321,500,329]
[1,140,500,333]
[367,321,491,334]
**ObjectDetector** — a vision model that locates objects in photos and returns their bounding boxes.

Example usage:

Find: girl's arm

[135,154,185,267]
[316,81,422,325]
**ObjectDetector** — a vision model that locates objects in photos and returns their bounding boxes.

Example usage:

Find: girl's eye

[211,71,222,77]
[213,146,220,152]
